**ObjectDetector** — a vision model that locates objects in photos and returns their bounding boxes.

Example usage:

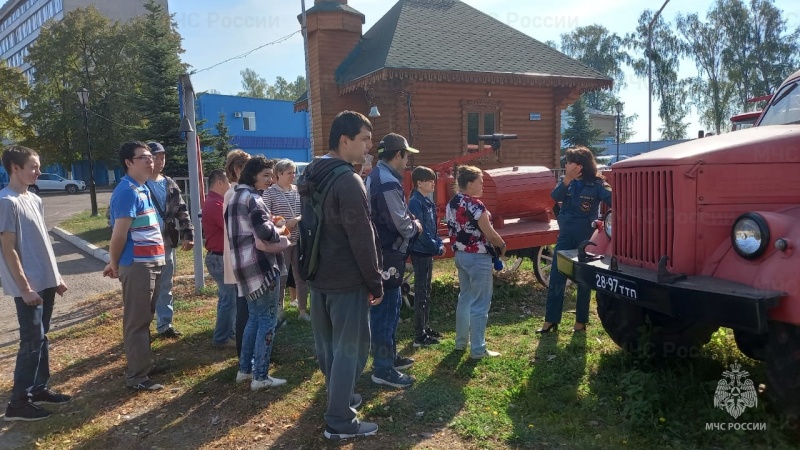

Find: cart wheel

[401,262,415,309]
[533,245,554,288]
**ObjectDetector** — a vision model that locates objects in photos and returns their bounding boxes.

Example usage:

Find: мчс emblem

[580,201,591,212]
[714,363,757,419]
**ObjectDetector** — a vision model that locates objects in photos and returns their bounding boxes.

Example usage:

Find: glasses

[131,155,154,162]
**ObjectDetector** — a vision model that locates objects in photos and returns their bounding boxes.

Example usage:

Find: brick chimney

[302,1,364,155]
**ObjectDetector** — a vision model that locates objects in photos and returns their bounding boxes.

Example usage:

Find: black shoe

[159,328,182,339]
[30,388,71,405]
[4,402,52,422]
[371,370,414,389]
[413,335,440,348]
[128,380,164,391]
[425,328,443,338]
[323,421,378,440]
[393,356,415,370]
[535,323,558,334]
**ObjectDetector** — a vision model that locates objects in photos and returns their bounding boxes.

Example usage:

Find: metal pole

[80,106,98,216]
[616,112,621,162]
[648,0,670,152]
[301,0,314,160]
[181,78,205,292]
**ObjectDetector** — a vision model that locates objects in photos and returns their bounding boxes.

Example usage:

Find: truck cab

[556,69,800,428]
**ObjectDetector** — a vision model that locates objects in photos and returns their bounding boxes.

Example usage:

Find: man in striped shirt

[103,141,166,392]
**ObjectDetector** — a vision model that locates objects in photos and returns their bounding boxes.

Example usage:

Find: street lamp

[76,87,98,217]
[615,101,623,162]
[648,0,671,152]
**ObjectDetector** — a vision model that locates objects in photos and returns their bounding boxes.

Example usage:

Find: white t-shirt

[0,187,61,296]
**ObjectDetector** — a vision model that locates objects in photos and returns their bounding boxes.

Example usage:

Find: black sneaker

[30,388,71,405]
[4,402,52,422]
[393,356,415,370]
[323,421,378,440]
[371,370,414,389]
[413,335,440,348]
[159,328,182,339]
[128,380,164,391]
[425,328,443,338]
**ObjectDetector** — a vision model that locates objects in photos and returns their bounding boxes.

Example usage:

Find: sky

[167,0,799,142]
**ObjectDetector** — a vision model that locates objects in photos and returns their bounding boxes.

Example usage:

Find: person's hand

[413,219,423,235]
[56,283,68,296]
[286,217,300,229]
[369,294,383,306]
[22,290,43,306]
[103,262,119,279]
[564,164,582,184]
[181,240,194,251]
[438,244,445,256]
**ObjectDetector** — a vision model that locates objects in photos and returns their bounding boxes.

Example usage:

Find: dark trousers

[11,287,56,406]
[544,222,594,325]
[411,254,433,339]
[235,295,248,358]
[370,285,402,375]
[310,286,370,433]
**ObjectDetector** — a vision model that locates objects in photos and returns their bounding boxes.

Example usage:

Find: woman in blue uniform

[537,146,612,333]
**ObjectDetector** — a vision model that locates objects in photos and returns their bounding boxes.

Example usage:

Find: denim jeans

[155,247,176,333]
[11,287,55,406]
[454,251,493,356]
[544,223,594,325]
[206,253,237,344]
[235,295,248,358]
[239,284,280,380]
[369,285,402,376]
[411,254,433,340]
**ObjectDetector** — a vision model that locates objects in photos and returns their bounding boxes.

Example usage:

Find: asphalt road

[0,189,120,349]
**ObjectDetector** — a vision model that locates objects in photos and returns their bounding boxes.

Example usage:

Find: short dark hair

[208,169,228,186]
[238,155,273,187]
[118,141,150,173]
[411,166,435,188]
[328,110,372,151]
[2,145,38,174]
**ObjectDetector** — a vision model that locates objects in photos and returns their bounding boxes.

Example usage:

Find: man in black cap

[146,142,194,339]
[365,133,421,389]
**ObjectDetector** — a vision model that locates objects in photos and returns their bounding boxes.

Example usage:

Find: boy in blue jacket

[408,166,445,347]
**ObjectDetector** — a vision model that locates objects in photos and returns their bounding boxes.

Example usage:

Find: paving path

[0,190,119,349]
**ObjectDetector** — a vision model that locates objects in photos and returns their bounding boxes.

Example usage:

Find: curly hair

[564,146,604,181]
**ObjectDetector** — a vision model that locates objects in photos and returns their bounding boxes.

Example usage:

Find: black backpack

[296,164,352,281]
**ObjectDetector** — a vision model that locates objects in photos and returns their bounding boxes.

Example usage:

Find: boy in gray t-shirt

[0,146,71,422]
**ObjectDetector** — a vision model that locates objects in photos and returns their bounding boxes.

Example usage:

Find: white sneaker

[250,376,287,391]
[235,371,252,383]
[470,349,501,360]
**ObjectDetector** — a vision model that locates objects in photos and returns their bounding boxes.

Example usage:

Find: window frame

[461,99,502,155]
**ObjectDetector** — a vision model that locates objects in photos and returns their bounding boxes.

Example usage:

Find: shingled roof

[335,0,612,92]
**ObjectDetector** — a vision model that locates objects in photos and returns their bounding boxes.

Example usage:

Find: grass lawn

[24,211,794,448]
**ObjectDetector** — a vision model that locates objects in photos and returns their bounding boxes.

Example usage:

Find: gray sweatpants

[310,285,371,433]
[119,262,162,386]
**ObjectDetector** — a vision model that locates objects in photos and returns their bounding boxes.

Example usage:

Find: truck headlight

[603,210,612,239]
[731,213,770,259]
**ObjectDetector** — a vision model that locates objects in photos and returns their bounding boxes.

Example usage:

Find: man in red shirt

[202,169,236,348]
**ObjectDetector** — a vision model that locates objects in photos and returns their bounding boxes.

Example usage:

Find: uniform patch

[581,201,592,212]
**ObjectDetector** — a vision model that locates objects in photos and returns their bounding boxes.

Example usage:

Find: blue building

[196,94,311,162]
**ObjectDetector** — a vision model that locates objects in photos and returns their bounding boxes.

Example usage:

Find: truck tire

[765,322,800,434]
[596,292,718,357]
[733,329,768,361]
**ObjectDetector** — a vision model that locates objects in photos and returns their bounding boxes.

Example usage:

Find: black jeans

[11,287,56,406]
[411,254,434,340]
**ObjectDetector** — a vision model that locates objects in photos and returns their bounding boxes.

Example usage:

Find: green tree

[238,70,307,101]
[627,10,690,140]
[0,61,30,143]
[238,68,269,98]
[562,98,603,154]
[213,112,234,158]
[131,0,187,158]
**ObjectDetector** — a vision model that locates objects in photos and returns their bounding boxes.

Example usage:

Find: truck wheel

[765,322,800,433]
[596,292,718,357]
[533,245,554,288]
[733,330,768,361]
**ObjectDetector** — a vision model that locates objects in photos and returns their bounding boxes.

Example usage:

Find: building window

[242,111,256,131]
[461,100,502,154]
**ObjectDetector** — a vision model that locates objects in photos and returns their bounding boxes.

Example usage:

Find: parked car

[293,161,310,184]
[29,173,86,194]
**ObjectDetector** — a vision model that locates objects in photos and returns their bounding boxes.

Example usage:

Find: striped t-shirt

[110,175,166,266]
[263,184,301,243]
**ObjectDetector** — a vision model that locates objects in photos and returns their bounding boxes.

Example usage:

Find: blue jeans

[370,285,402,376]
[239,284,280,380]
[411,254,433,339]
[206,253,237,344]
[155,247,176,333]
[544,223,594,325]
[454,251,493,356]
[11,288,55,406]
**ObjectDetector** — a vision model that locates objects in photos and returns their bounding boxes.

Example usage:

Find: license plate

[595,273,638,300]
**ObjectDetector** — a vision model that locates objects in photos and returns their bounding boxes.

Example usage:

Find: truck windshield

[759,81,800,126]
